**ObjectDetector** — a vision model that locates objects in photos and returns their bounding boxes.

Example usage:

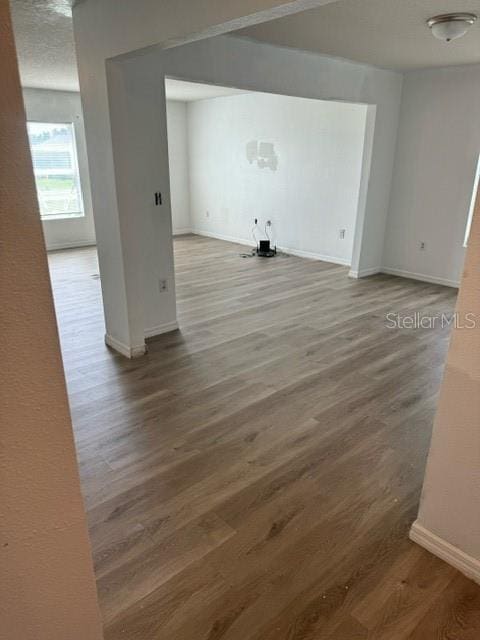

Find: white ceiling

[11,0,79,92]
[9,2,248,98]
[165,79,247,101]
[10,0,480,92]
[236,0,480,70]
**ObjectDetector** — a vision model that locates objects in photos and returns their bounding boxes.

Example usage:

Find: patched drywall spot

[246,140,278,171]
[246,139,258,164]
[258,141,278,171]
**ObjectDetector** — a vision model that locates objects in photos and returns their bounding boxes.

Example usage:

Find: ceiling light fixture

[427,13,477,42]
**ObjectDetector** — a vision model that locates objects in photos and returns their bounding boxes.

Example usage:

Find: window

[27,122,84,220]
[464,153,480,247]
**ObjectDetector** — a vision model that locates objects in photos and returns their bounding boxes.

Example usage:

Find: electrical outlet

[420,241,426,250]
[159,279,168,292]
[339,229,346,240]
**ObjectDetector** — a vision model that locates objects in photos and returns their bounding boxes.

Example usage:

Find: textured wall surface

[0,3,103,639]
[415,187,480,559]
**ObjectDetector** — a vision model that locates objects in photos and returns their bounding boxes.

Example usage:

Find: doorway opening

[165,77,372,290]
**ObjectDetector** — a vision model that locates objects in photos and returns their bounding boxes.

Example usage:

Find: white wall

[21,91,191,247]
[410,190,480,583]
[187,92,367,265]
[101,34,402,353]
[22,88,96,251]
[383,65,480,288]
[2,4,103,634]
[166,100,191,234]
[72,0,338,355]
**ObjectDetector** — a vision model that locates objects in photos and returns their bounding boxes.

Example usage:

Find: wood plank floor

[48,235,480,639]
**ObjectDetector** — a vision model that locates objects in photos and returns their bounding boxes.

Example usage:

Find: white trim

[410,521,480,585]
[464,152,480,247]
[349,105,377,282]
[42,212,85,221]
[145,320,179,338]
[381,267,459,288]
[349,266,381,279]
[172,228,192,236]
[46,240,96,251]
[192,228,255,248]
[192,229,351,266]
[105,333,146,358]
[276,244,350,266]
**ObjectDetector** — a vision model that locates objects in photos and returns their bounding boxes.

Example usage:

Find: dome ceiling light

[427,13,477,42]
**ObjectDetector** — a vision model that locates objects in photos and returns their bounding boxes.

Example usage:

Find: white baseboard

[105,322,178,356]
[381,267,459,288]
[192,229,350,266]
[349,266,381,279]
[105,334,146,358]
[192,228,256,248]
[47,240,96,251]
[276,244,350,266]
[172,228,192,236]
[145,320,179,339]
[190,231,460,287]
[410,521,480,585]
